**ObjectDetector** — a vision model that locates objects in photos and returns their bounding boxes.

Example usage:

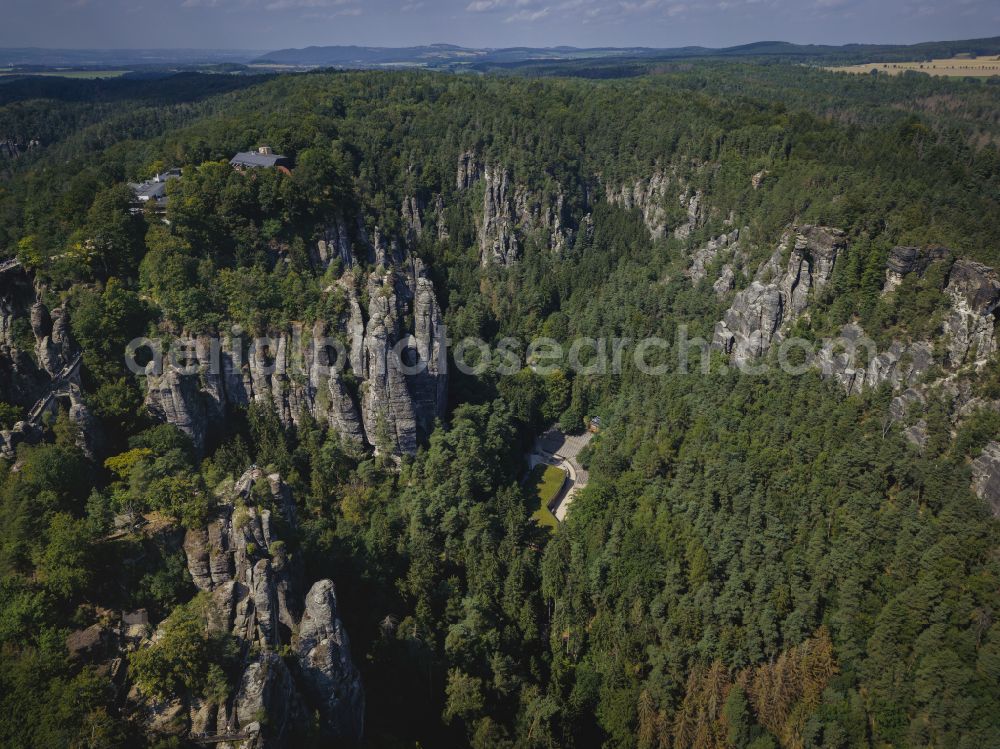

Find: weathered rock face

[883,245,951,293]
[146,367,210,455]
[0,269,103,458]
[401,195,422,247]
[0,271,61,406]
[687,229,740,287]
[144,251,446,456]
[458,151,575,262]
[360,274,418,454]
[673,189,703,241]
[410,276,448,436]
[713,226,846,366]
[456,150,481,190]
[814,324,933,395]
[709,226,1000,432]
[942,259,1000,367]
[296,580,365,744]
[605,170,674,239]
[432,194,450,243]
[479,164,520,266]
[972,442,1000,518]
[313,215,354,269]
[155,469,365,747]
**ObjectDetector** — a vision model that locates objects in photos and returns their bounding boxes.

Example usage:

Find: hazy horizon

[1,0,998,54]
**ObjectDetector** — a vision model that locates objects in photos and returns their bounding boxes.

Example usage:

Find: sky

[1,0,998,52]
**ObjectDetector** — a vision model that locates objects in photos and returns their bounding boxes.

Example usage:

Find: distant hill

[4,36,999,75]
[253,36,1000,70]
[0,48,264,67]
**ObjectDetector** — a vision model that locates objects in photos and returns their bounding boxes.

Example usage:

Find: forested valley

[0,63,998,748]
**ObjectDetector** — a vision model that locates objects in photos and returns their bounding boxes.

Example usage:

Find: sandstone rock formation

[313,215,354,269]
[296,579,365,743]
[687,229,740,288]
[0,268,103,458]
[143,468,365,747]
[883,245,950,293]
[143,250,447,456]
[713,225,846,366]
[814,324,933,395]
[456,150,481,190]
[941,259,1000,367]
[605,170,674,239]
[972,442,1000,518]
[479,164,520,266]
[673,190,703,240]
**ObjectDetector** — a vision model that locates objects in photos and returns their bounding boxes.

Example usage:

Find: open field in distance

[830,55,1000,77]
[0,69,127,79]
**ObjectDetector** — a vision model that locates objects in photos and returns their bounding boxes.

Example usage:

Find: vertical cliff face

[411,276,448,436]
[0,270,56,406]
[456,150,481,190]
[883,245,951,293]
[457,151,574,263]
[401,195,423,247]
[312,214,355,269]
[296,579,365,743]
[0,268,103,459]
[713,226,846,366]
[479,164,520,267]
[143,468,365,747]
[708,229,1000,510]
[605,170,675,239]
[941,259,1000,367]
[143,236,447,456]
[687,229,741,293]
[360,273,418,455]
[972,442,1000,519]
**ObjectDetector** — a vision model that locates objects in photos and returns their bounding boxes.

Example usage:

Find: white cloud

[401,0,425,10]
[505,6,550,21]
[467,0,505,10]
[265,0,357,10]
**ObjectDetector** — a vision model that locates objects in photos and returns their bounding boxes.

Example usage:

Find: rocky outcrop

[410,276,447,435]
[151,469,365,747]
[942,259,1000,367]
[146,367,209,454]
[814,324,933,395]
[687,229,740,287]
[0,270,65,406]
[296,580,365,744]
[479,165,520,266]
[673,190,703,241]
[972,442,1000,518]
[143,252,446,456]
[313,215,354,269]
[605,170,673,239]
[0,270,103,458]
[432,194,450,243]
[883,245,951,293]
[713,226,846,366]
[460,151,573,261]
[514,184,572,254]
[401,195,422,247]
[360,274,418,454]
[456,150,481,190]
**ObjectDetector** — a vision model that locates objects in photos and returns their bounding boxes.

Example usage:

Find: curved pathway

[527,427,594,522]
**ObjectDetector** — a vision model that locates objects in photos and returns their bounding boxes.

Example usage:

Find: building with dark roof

[230,146,291,171]
[128,168,181,213]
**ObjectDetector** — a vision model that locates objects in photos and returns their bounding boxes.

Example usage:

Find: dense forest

[0,61,998,749]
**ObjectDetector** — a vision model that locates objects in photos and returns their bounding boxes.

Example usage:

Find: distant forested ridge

[0,63,997,749]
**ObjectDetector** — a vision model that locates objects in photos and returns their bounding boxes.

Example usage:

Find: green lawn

[527,463,566,530]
